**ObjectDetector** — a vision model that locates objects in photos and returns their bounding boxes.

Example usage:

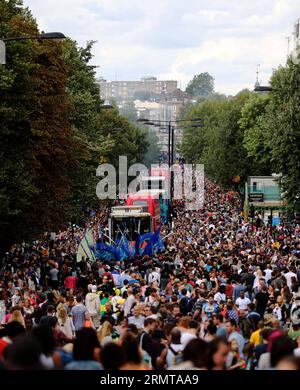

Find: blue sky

[24,0,299,95]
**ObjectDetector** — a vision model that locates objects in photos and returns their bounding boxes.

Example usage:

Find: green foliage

[62,38,112,220]
[183,60,300,206]
[240,93,272,167]
[0,0,149,246]
[142,128,160,167]
[267,61,300,206]
[241,60,300,207]
[0,0,77,246]
[119,101,138,122]
[186,72,215,98]
[119,102,157,167]
[62,39,148,222]
[181,91,268,190]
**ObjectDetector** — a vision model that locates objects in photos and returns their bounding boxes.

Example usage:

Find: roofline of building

[247,176,278,179]
[98,80,178,83]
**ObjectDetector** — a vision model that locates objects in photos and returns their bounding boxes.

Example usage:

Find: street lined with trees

[1,0,300,377]
[0,0,147,248]
[181,61,300,212]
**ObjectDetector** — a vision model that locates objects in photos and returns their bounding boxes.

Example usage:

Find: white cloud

[23,0,298,95]
[158,33,288,94]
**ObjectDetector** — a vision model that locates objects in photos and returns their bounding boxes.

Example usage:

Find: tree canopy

[240,59,300,207]
[185,72,215,98]
[0,0,149,247]
[182,58,300,208]
[180,91,270,191]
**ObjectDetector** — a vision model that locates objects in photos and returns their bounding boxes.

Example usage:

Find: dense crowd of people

[1,180,300,370]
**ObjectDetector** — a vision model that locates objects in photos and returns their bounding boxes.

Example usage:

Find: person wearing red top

[0,337,10,358]
[30,297,37,306]
[0,321,25,359]
[189,280,195,288]
[64,275,78,290]
[226,280,234,299]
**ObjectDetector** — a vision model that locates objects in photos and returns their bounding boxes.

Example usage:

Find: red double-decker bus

[126,191,161,231]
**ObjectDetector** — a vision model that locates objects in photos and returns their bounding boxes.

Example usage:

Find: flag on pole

[76,228,96,262]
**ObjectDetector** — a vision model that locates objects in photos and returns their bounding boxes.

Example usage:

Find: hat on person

[91,285,97,293]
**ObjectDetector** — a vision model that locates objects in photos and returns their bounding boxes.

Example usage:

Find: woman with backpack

[165,328,184,368]
[155,327,184,369]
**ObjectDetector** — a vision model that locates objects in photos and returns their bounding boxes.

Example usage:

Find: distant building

[133,89,188,150]
[98,77,188,152]
[99,77,178,101]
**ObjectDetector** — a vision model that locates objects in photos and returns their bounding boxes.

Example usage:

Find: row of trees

[181,90,267,190]
[181,60,300,209]
[0,0,148,248]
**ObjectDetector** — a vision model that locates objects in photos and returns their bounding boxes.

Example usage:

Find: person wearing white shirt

[180,329,197,347]
[235,291,251,313]
[214,285,226,305]
[284,268,297,289]
[166,329,184,368]
[264,265,273,283]
[123,287,136,317]
[147,268,161,286]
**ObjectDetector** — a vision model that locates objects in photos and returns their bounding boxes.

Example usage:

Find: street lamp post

[171,124,175,198]
[136,117,202,209]
[0,32,66,65]
[168,122,171,168]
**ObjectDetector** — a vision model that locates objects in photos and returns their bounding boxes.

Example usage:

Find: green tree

[119,101,138,122]
[181,91,268,190]
[62,39,114,220]
[241,61,300,207]
[186,72,215,98]
[0,0,77,247]
[94,107,147,167]
[142,128,160,167]
[268,62,300,206]
[0,0,149,247]
[240,92,273,168]
[119,101,159,167]
[63,40,148,221]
